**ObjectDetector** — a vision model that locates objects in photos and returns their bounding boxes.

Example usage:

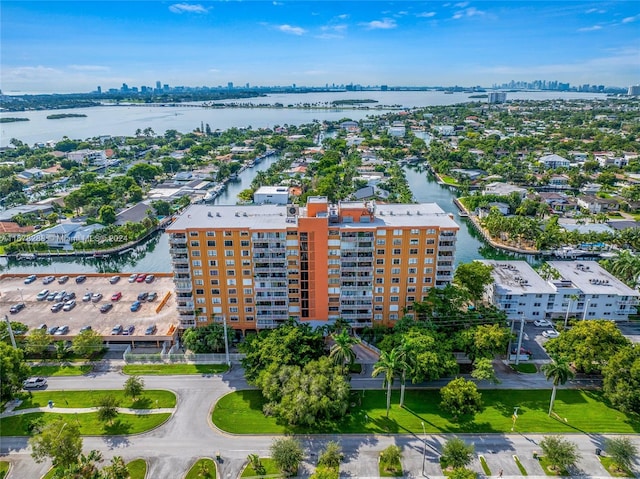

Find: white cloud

[586,8,606,14]
[337,14,349,20]
[168,3,209,14]
[452,7,485,19]
[622,15,639,23]
[578,25,603,32]
[277,24,306,35]
[362,18,397,30]
[68,65,110,72]
[273,1,284,5]
[454,2,469,7]
[417,11,436,18]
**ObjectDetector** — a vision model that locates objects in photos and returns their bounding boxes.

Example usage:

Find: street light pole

[421,421,427,477]
[222,315,230,367]
[515,314,525,366]
[582,299,591,321]
[4,315,17,349]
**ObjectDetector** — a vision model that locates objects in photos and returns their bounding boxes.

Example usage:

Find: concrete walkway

[0,406,175,418]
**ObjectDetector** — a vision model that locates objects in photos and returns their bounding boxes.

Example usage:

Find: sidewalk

[0,403,175,418]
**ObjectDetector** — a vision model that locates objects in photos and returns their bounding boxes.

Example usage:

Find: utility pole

[515,314,525,366]
[506,317,516,363]
[421,421,427,477]
[4,315,17,349]
[222,315,230,367]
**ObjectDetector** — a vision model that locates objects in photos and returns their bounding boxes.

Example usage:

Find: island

[0,117,30,123]
[331,99,379,105]
[46,113,88,119]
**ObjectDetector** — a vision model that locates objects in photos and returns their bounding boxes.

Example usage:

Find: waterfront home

[537,192,578,213]
[27,223,104,249]
[483,182,527,199]
[253,186,289,205]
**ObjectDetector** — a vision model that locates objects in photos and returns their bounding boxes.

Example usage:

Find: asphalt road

[2,364,640,478]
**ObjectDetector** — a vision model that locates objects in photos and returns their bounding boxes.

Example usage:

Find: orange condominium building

[167,197,459,334]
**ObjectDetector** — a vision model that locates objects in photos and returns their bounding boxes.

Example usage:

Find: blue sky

[1,1,638,93]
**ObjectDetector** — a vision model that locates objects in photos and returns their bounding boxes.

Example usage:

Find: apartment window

[207,250,217,257]
[243,269,251,276]
[246,316,254,322]
[377,230,386,236]
[226,270,235,276]
[390,287,400,293]
[390,296,399,302]
[192,260,202,266]
[408,277,416,284]
[195,279,204,286]
[224,240,233,247]
[195,288,204,295]
[409,248,418,255]
[408,268,417,274]
[375,296,383,302]
[425,248,434,255]
[376,278,384,284]
[424,267,433,274]
[242,260,251,266]
[427,238,435,245]
[427,229,436,235]
[207,240,216,247]
[206,231,215,237]
[377,249,385,255]
[245,307,254,313]
[212,298,221,304]
[245,298,253,304]
[376,259,384,265]
[408,258,418,265]
[242,250,250,257]
[411,229,419,234]
[407,287,416,293]
[225,260,235,266]
[391,278,400,284]
[189,232,199,237]
[376,239,386,245]
[210,270,219,276]
[193,269,203,276]
[393,239,402,246]
[225,250,234,257]
[228,289,237,295]
[243,288,253,295]
[190,241,200,247]
[229,298,238,304]
[425,258,434,264]
[393,248,401,255]
[210,279,219,286]
[227,279,236,286]
[240,231,249,236]
[375,287,384,293]
[191,250,201,257]
[224,231,232,237]
[406,296,415,302]
[393,229,402,235]
[241,240,250,247]
[391,268,400,274]
[410,239,419,245]
[229,307,239,313]
[208,260,218,266]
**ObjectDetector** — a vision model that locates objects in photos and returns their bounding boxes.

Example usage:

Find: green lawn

[0,411,171,436]
[537,456,567,476]
[479,455,491,475]
[185,458,216,479]
[240,458,281,478]
[16,390,176,409]
[123,364,229,375]
[127,459,148,479]
[514,455,528,476]
[380,458,403,477]
[212,389,640,435]
[0,461,9,479]
[512,363,537,374]
[42,467,55,479]
[599,456,634,477]
[30,364,93,376]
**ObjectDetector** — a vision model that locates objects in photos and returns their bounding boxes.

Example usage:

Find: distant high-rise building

[227,82,234,89]
[156,81,161,90]
[628,85,640,96]
[163,84,169,92]
[96,86,102,94]
[488,92,507,104]
[121,83,129,92]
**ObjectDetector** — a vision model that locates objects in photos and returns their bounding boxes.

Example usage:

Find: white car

[533,319,552,327]
[23,377,47,389]
[542,329,560,338]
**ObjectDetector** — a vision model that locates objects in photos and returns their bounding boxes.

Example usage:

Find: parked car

[43,275,55,285]
[109,275,120,284]
[63,292,76,301]
[75,275,87,284]
[130,301,142,312]
[136,274,147,283]
[79,325,92,332]
[58,275,69,284]
[128,274,138,283]
[147,292,158,302]
[47,326,58,335]
[111,292,122,301]
[511,347,532,356]
[82,292,93,302]
[24,274,37,284]
[23,377,47,389]
[111,324,123,335]
[37,323,47,331]
[91,292,103,302]
[46,292,57,301]
[533,319,553,327]
[36,289,49,301]
[54,291,67,302]
[145,274,155,284]
[10,303,26,314]
[145,324,157,335]
[62,300,76,311]
[100,303,113,313]
[123,325,135,336]
[137,292,148,301]
[542,329,560,338]
[51,302,64,313]
[54,325,69,335]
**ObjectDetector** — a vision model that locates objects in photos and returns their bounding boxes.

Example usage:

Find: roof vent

[243,212,248,217]
[235,212,239,217]
[207,212,212,217]
[216,212,221,217]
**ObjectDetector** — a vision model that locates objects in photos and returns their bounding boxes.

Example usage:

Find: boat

[17,253,37,260]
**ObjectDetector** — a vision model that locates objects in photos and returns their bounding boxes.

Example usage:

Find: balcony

[169,235,187,245]
[175,283,193,293]
[169,247,188,255]
[349,321,373,328]
[173,267,191,274]
[179,319,196,329]
[177,303,194,312]
[256,319,280,329]
[438,244,456,252]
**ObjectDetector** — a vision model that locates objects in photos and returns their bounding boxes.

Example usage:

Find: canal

[0,158,525,275]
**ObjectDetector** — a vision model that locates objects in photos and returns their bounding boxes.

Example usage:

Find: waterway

[0,91,606,147]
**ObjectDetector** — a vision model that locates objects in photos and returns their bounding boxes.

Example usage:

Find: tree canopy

[182,321,232,354]
[602,344,640,414]
[0,342,31,401]
[440,377,483,419]
[30,418,83,469]
[453,261,494,303]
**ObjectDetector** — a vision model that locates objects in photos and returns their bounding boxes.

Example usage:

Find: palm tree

[542,356,575,416]
[329,328,360,371]
[564,293,579,329]
[372,347,404,417]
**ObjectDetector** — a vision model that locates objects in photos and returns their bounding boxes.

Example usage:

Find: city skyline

[1,1,639,94]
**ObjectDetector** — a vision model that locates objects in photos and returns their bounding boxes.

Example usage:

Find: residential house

[483,182,527,199]
[576,195,619,213]
[539,154,570,169]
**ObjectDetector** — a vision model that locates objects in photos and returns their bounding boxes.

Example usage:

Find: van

[36,289,49,301]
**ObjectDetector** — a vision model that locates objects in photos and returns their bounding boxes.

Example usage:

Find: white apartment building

[481,260,638,322]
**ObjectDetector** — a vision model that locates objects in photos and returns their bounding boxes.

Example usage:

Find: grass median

[29,364,93,376]
[212,389,640,435]
[1,411,171,436]
[16,390,176,409]
[122,364,229,375]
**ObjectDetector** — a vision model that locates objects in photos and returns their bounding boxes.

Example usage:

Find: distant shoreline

[46,113,88,120]
[0,117,30,123]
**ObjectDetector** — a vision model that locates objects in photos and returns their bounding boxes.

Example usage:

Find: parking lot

[0,273,178,343]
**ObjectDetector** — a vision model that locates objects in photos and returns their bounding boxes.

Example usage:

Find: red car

[111,292,122,301]
[136,274,147,283]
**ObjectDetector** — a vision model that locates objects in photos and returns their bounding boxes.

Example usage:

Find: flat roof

[167,203,459,231]
[548,261,639,297]
[481,260,556,295]
[255,186,289,194]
